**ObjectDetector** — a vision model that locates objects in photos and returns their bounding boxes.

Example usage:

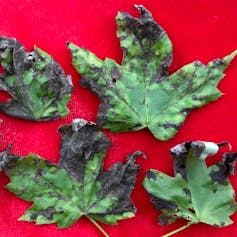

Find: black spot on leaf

[147,170,157,180]
[210,152,237,184]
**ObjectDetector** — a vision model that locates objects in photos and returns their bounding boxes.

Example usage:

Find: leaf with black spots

[143,141,237,236]
[68,5,237,141]
[0,37,72,121]
[1,119,142,237]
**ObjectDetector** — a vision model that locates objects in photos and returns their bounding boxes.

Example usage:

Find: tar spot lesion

[193,61,203,67]
[36,168,44,177]
[220,221,225,227]
[212,59,224,66]
[183,188,191,196]
[30,207,57,221]
[162,123,180,130]
[147,170,157,180]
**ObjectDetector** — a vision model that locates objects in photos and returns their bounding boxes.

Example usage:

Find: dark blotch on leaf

[30,207,57,221]
[210,152,237,184]
[183,188,191,196]
[0,146,21,171]
[147,170,157,180]
[158,215,169,226]
[150,195,178,211]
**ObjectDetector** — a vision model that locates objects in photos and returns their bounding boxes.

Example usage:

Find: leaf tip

[223,49,237,64]
[134,4,148,13]
[33,45,43,54]
[127,150,146,164]
[72,118,96,131]
[18,214,29,222]
[67,42,75,50]
[126,212,135,218]
[217,141,232,150]
[67,42,77,51]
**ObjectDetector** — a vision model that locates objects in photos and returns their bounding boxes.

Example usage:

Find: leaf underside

[143,141,237,230]
[2,119,142,228]
[0,37,73,121]
[68,5,237,141]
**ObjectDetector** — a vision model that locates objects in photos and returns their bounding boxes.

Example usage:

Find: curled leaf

[143,141,237,236]
[0,37,73,121]
[1,119,143,236]
[68,5,236,141]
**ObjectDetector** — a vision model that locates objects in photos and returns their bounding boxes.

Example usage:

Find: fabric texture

[0,0,236,236]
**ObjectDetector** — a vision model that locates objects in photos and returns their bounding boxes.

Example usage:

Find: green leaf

[68,5,237,141]
[143,141,237,236]
[1,119,142,236]
[0,37,73,121]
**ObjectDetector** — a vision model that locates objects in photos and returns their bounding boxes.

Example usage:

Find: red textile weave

[0,0,237,236]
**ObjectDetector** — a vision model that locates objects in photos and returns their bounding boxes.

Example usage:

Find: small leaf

[0,37,73,121]
[68,5,237,141]
[143,141,237,236]
[1,119,142,236]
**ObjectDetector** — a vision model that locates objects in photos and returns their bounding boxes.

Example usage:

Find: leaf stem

[86,215,110,237]
[161,222,195,237]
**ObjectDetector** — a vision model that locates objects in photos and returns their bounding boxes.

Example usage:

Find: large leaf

[68,5,237,141]
[0,37,73,121]
[143,141,237,236]
[1,119,142,236]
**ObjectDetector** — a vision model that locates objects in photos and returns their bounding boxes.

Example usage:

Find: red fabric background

[0,0,237,236]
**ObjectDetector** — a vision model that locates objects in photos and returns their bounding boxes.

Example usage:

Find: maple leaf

[68,5,237,141]
[1,119,143,237]
[0,37,73,121]
[143,141,237,237]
